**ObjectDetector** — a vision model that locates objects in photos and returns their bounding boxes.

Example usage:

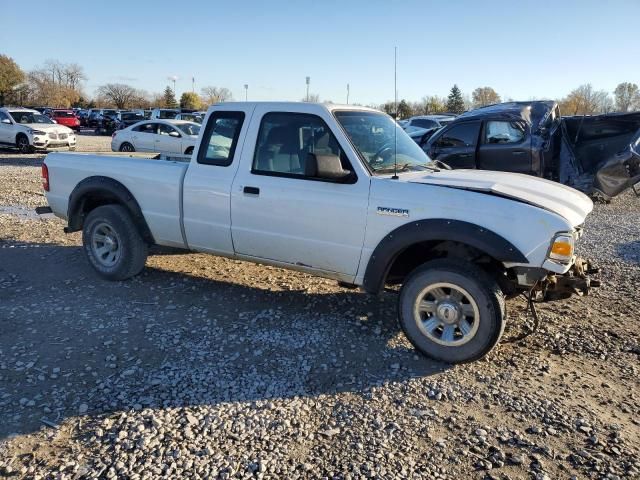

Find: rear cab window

[197,111,245,166]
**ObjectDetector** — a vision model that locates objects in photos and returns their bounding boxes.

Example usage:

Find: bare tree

[200,86,233,105]
[472,87,501,108]
[97,83,138,109]
[559,84,612,115]
[613,82,640,112]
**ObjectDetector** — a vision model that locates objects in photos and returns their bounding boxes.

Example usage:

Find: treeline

[0,54,233,110]
[2,54,639,116]
[379,82,640,119]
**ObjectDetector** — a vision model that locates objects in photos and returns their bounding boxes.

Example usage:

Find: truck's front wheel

[82,205,148,281]
[398,259,505,364]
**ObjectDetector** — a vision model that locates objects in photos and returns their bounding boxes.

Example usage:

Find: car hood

[404,169,593,226]
[23,123,74,134]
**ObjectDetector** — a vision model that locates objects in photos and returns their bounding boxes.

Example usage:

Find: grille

[48,133,58,140]
[59,133,68,140]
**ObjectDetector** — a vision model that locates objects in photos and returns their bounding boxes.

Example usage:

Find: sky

[2,0,639,105]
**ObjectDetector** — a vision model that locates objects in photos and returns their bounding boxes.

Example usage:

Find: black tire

[82,205,148,281]
[16,134,34,154]
[398,259,505,364]
[119,142,135,152]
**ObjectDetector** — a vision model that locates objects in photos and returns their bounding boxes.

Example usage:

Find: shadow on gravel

[0,240,450,439]
[615,240,640,263]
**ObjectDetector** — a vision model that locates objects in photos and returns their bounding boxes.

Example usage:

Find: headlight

[548,233,575,263]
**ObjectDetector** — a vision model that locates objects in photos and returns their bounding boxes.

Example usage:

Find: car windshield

[9,111,54,124]
[334,110,436,174]
[177,122,200,136]
[159,110,178,119]
[103,110,117,116]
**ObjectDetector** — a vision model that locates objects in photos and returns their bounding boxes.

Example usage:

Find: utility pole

[192,77,195,93]
[305,76,310,102]
[244,84,248,101]
[346,83,350,104]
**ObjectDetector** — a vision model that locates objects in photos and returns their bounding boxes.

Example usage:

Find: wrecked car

[419,101,640,199]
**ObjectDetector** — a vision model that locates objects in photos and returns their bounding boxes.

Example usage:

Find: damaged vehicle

[421,101,640,199]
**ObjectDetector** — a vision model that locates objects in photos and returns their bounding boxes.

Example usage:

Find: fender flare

[362,219,528,294]
[66,176,154,243]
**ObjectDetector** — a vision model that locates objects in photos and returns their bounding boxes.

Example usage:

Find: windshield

[177,122,200,136]
[9,111,54,124]
[159,110,178,119]
[334,110,434,174]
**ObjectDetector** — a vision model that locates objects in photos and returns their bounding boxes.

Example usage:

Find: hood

[24,123,73,134]
[405,169,593,226]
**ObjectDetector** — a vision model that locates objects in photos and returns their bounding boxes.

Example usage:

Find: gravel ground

[0,137,638,479]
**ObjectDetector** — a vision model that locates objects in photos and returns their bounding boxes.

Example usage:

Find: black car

[421,101,640,198]
[116,111,145,129]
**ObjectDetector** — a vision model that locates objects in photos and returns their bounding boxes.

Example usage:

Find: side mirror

[1,118,11,124]
[305,153,352,181]
[169,131,180,138]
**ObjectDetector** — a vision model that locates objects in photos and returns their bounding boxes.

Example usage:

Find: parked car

[116,111,145,129]
[149,108,179,120]
[88,109,118,129]
[41,102,599,364]
[51,109,81,131]
[175,112,203,123]
[403,115,456,134]
[423,101,640,199]
[0,107,76,153]
[111,119,200,154]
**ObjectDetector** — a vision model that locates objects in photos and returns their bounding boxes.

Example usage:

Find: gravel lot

[0,135,638,479]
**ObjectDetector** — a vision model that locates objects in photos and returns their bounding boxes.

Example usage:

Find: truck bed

[45,152,189,248]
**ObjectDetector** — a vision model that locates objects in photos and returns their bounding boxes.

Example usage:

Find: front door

[0,112,13,143]
[430,121,480,169]
[156,123,182,153]
[230,108,369,277]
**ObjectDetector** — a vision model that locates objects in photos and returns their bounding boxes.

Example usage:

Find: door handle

[243,186,260,195]
[459,153,471,158]
[512,150,526,155]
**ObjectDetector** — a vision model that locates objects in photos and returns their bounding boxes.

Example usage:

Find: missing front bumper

[540,257,601,301]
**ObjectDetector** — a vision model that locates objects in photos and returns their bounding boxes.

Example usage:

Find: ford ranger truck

[40,102,598,363]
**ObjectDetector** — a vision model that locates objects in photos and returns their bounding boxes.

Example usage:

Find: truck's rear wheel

[398,259,505,364]
[82,205,148,280]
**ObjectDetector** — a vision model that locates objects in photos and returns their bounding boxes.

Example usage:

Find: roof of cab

[206,101,381,114]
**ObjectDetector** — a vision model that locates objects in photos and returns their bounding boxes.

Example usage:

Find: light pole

[305,76,310,102]
[346,83,350,104]
[244,84,248,101]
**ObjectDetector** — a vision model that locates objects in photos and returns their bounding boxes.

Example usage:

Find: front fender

[362,219,528,294]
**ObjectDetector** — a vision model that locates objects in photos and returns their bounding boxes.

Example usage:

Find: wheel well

[16,132,28,141]
[184,146,194,154]
[66,177,154,244]
[383,240,512,294]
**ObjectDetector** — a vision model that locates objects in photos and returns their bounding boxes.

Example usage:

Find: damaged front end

[537,257,601,301]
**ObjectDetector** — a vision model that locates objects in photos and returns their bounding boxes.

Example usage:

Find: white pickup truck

[41,102,599,363]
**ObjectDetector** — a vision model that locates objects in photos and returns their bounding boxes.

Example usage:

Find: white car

[403,115,456,134]
[0,107,77,154]
[43,102,599,364]
[111,119,200,155]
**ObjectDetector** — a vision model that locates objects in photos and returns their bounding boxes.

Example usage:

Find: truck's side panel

[45,153,188,248]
